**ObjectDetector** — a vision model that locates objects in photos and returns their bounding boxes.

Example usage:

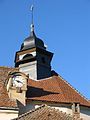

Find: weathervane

[30,4,34,32]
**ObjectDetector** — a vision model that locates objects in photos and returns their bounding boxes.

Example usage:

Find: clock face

[12,75,25,88]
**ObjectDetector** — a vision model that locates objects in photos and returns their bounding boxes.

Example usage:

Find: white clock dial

[12,76,24,88]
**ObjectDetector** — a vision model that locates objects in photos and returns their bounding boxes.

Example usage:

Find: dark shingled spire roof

[21,12,46,50]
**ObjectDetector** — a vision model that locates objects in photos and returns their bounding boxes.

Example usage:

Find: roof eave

[26,98,90,108]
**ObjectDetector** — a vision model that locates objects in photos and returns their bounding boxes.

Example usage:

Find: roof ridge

[58,75,89,104]
[0,66,13,68]
[0,66,19,70]
[28,76,53,82]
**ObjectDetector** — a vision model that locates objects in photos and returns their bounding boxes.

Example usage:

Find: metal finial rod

[31,4,34,25]
[30,4,34,32]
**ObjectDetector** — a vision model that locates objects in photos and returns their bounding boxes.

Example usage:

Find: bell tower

[14,5,53,80]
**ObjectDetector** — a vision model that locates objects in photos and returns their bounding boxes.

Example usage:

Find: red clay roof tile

[27,75,90,107]
[12,105,83,120]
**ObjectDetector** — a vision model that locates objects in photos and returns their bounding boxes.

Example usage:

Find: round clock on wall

[7,72,28,93]
[12,75,25,88]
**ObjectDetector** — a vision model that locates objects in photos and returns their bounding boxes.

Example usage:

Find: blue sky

[0,0,90,99]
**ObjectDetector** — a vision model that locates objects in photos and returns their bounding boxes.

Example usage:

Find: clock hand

[16,80,23,84]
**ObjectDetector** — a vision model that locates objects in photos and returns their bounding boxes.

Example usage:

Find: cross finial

[30,4,34,32]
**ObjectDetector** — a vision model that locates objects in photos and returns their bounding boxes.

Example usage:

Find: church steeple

[14,5,53,80]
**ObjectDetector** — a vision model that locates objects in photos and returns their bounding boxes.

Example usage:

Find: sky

[0,0,90,99]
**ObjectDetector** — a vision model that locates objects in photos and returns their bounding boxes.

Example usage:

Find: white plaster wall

[0,110,18,120]
[19,61,37,80]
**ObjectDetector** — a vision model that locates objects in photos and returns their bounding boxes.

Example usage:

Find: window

[23,54,33,60]
[75,103,78,112]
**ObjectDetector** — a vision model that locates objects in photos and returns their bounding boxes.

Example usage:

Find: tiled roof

[0,81,17,108]
[0,66,89,108]
[12,105,82,120]
[0,67,18,108]
[27,74,90,107]
[0,66,19,85]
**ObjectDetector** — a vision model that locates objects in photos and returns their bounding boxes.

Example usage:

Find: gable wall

[0,109,18,120]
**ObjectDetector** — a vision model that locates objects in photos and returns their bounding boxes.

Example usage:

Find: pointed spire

[30,4,34,32]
